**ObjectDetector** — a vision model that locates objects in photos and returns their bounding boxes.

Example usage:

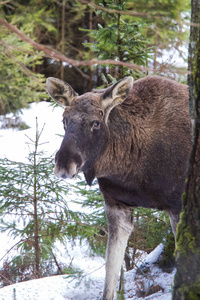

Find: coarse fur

[46,75,192,300]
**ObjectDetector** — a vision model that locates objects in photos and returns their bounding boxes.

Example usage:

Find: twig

[0,238,28,263]
[0,272,13,285]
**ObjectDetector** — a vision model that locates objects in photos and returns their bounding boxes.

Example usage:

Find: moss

[176,276,200,300]
[181,191,187,203]
[175,209,197,258]
[175,219,187,256]
[188,291,200,300]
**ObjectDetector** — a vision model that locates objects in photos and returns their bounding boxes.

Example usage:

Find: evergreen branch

[0,38,46,90]
[77,0,194,28]
[78,0,166,19]
[0,17,189,76]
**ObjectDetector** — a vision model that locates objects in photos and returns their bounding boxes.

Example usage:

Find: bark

[172,0,200,299]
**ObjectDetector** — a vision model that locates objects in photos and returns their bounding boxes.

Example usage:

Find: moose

[46,75,191,300]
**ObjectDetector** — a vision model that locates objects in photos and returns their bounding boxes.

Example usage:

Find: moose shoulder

[46,75,191,300]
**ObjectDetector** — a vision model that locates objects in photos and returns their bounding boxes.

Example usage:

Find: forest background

[0,0,192,294]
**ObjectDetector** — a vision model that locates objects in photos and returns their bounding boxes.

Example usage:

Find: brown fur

[96,77,191,212]
[46,75,192,300]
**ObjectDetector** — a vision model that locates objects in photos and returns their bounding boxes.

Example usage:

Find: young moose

[46,75,191,300]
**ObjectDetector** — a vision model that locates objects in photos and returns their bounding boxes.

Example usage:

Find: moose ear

[46,77,77,106]
[101,77,133,120]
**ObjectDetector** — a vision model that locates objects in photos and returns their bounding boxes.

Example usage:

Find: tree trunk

[172,0,200,299]
[33,120,40,278]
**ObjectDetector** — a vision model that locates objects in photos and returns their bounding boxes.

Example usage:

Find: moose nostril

[61,173,67,179]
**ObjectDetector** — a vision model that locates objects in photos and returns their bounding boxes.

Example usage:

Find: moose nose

[53,160,79,179]
[61,173,67,179]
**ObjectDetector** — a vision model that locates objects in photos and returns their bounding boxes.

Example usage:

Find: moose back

[46,75,191,300]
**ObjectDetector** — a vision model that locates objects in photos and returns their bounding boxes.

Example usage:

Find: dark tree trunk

[172,0,200,299]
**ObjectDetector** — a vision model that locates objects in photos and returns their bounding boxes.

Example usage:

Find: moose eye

[91,120,101,131]
[99,110,104,117]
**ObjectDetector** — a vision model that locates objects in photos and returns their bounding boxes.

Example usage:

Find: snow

[0,244,175,300]
[143,243,165,265]
[0,266,104,300]
[0,102,175,299]
[0,102,64,162]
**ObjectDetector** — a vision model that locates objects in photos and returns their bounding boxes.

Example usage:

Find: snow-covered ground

[0,102,175,299]
[0,242,175,300]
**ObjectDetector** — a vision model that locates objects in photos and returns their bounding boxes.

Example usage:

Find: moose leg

[103,200,134,300]
[166,210,180,237]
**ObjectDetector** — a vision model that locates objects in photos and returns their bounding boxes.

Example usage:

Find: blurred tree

[82,0,190,81]
[0,0,191,108]
[0,28,46,114]
[127,0,190,78]
[0,0,56,114]
[82,0,151,80]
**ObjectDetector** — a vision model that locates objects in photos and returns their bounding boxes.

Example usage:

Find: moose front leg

[103,200,134,300]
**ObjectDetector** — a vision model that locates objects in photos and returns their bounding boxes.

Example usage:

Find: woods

[0,0,190,114]
[0,0,200,299]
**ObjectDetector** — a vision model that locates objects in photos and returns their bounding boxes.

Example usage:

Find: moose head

[46,76,133,185]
